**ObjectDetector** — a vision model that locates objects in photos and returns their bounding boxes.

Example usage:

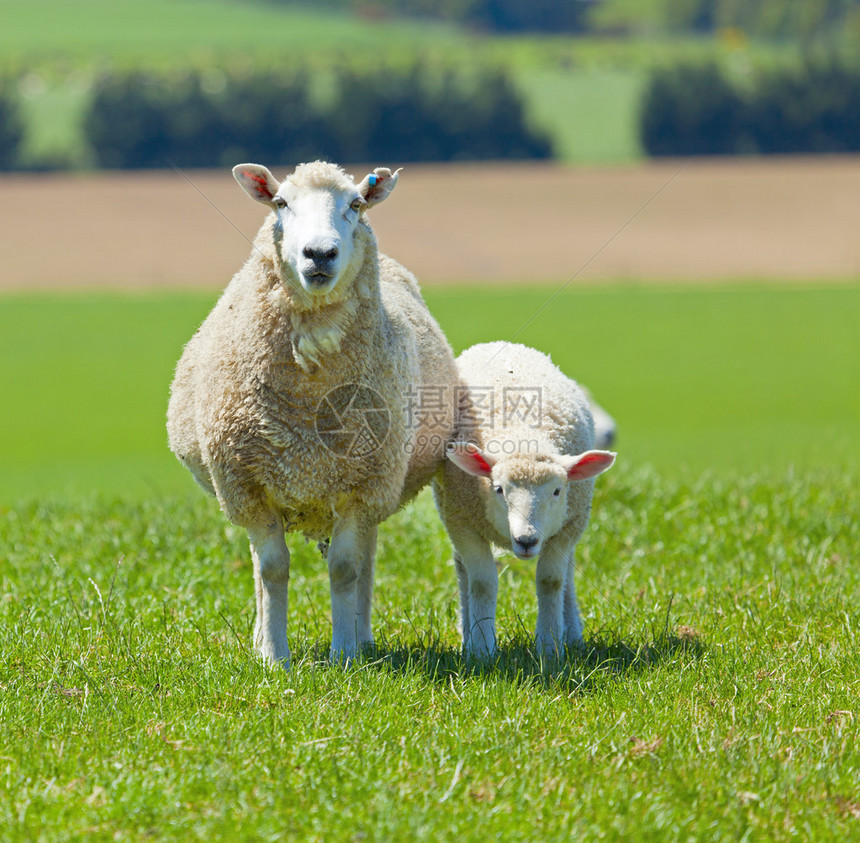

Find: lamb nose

[517,536,539,550]
[303,245,339,261]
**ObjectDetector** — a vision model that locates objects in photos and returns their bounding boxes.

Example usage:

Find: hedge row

[83,63,553,169]
[322,0,592,33]
[0,80,25,170]
[641,59,860,156]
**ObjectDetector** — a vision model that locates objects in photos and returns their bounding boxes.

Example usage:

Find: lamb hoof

[263,653,291,671]
[464,642,497,662]
[256,640,291,670]
[329,644,358,666]
[535,636,564,662]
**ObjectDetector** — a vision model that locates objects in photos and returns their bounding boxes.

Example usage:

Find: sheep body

[168,161,456,667]
[433,341,615,657]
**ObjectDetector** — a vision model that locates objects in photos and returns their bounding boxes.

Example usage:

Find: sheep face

[447,443,616,560]
[489,458,569,559]
[233,162,400,298]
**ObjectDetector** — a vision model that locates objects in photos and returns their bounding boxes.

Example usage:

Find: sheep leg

[449,526,497,658]
[453,555,470,645]
[248,520,290,669]
[562,548,584,647]
[535,538,567,658]
[328,517,376,662]
[355,525,377,649]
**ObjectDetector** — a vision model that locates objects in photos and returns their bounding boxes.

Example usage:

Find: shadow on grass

[307,627,707,696]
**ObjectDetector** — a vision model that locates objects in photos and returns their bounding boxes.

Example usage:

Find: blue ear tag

[367,174,378,188]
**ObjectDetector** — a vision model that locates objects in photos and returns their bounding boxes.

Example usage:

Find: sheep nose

[512,535,540,560]
[302,244,339,262]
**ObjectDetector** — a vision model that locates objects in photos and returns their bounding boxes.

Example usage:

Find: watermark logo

[503,387,542,428]
[457,385,543,430]
[315,384,390,458]
[313,383,544,458]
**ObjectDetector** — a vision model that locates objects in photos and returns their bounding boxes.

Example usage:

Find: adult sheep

[167,161,457,669]
[433,342,615,658]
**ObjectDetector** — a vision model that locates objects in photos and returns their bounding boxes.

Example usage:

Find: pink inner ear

[448,444,494,477]
[566,450,616,480]
[242,171,274,199]
[468,450,493,476]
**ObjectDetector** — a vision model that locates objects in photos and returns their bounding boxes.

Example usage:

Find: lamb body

[167,161,457,667]
[433,341,615,657]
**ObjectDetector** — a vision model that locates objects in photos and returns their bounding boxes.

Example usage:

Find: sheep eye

[553,488,561,496]
[273,197,288,210]
[350,198,363,213]
[494,485,504,495]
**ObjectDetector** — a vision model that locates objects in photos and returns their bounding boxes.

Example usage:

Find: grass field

[1,282,858,838]
[1,469,858,838]
[516,67,645,163]
[0,0,466,61]
[0,283,857,501]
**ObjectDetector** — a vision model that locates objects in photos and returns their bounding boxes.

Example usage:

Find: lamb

[167,161,457,669]
[432,342,615,658]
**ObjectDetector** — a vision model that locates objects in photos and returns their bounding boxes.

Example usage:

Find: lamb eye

[553,488,561,496]
[273,197,288,210]
[350,198,363,212]
[494,485,504,495]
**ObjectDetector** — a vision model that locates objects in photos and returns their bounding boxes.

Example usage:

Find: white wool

[168,161,457,669]
[433,341,616,658]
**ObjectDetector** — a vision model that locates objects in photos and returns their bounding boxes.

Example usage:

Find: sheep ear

[357,168,401,209]
[233,164,281,207]
[560,450,616,481]
[446,441,495,478]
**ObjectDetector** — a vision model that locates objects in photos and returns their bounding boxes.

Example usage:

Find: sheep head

[447,442,615,560]
[233,161,400,301]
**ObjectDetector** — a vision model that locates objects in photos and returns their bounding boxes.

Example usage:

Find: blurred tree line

[3,2,860,169]
[641,59,860,155]
[0,79,25,170]
[301,0,593,33]
[80,62,552,169]
[282,0,860,40]
[661,0,857,41]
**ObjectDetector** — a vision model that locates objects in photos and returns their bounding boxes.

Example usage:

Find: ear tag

[367,174,378,187]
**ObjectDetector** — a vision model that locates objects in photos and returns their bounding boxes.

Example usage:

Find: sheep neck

[257,222,383,373]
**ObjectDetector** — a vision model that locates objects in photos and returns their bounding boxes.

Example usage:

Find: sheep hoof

[329,644,358,666]
[535,637,564,663]
[263,653,291,672]
[257,640,291,670]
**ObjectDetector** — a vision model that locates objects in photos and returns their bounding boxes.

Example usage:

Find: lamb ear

[446,441,495,478]
[233,163,281,207]
[357,168,401,209]
[560,450,616,481]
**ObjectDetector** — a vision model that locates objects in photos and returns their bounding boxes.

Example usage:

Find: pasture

[1,279,858,838]
[0,283,858,501]
[2,469,857,838]
[1,154,858,838]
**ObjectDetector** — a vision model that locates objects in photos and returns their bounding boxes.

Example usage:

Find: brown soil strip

[2,157,859,290]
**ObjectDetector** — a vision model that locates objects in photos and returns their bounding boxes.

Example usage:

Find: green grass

[1,283,858,836]
[0,0,465,62]
[516,67,646,163]
[1,469,858,839]
[1,283,858,503]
